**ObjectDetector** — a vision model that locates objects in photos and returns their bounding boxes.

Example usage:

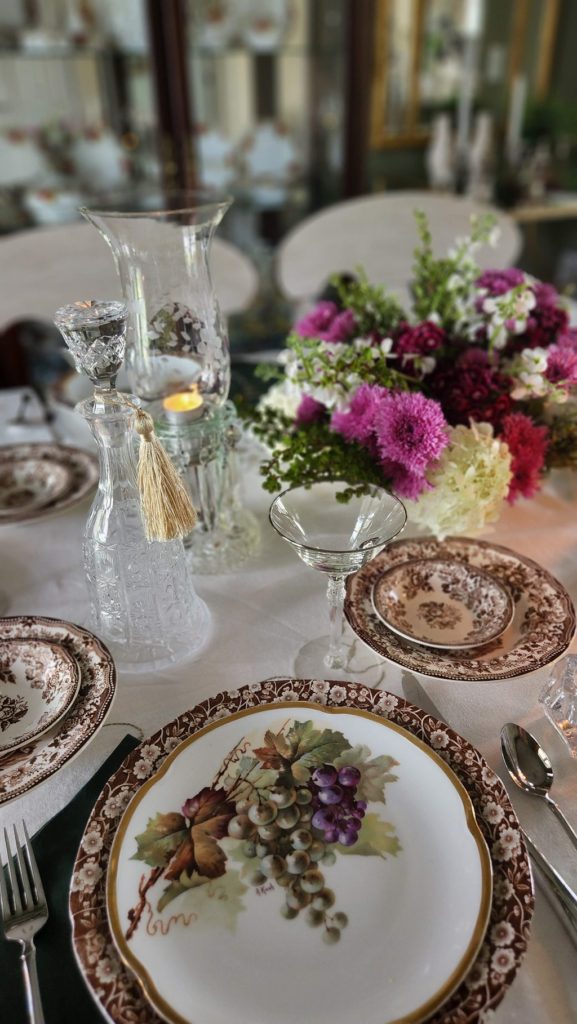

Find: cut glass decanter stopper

[539,655,577,757]
[54,298,127,391]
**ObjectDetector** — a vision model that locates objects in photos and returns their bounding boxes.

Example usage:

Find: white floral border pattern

[0,616,116,804]
[70,678,534,1024]
[0,444,98,526]
[345,537,576,681]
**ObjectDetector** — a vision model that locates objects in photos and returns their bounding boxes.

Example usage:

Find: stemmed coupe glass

[269,481,406,676]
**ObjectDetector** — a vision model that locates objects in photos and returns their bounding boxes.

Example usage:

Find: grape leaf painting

[127,719,401,944]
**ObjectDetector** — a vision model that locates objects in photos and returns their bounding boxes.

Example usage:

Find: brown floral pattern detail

[418,600,462,630]
[373,558,514,648]
[0,444,98,526]
[349,537,576,681]
[0,617,116,800]
[70,678,534,1024]
[0,693,27,732]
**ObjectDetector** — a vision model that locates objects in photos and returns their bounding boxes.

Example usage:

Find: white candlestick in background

[462,0,484,37]
[507,74,527,167]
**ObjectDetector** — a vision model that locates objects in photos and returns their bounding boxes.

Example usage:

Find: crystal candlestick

[54,300,210,672]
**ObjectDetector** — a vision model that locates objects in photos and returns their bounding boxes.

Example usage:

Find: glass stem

[325,573,347,670]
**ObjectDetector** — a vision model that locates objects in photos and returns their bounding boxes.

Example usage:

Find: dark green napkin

[0,735,139,1024]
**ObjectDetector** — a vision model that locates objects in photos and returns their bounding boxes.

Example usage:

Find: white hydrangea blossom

[406,422,512,539]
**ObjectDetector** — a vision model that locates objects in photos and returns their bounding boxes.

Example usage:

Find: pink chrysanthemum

[330,383,387,447]
[295,395,326,427]
[545,345,577,386]
[500,412,549,503]
[374,390,449,482]
[295,301,356,342]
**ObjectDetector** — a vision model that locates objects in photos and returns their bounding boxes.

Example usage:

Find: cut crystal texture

[539,655,577,757]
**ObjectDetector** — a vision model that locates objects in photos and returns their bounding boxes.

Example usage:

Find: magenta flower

[295,395,326,426]
[295,301,356,342]
[379,460,432,500]
[374,391,449,477]
[533,281,559,308]
[545,345,577,386]
[501,413,549,503]
[394,320,446,375]
[476,268,526,296]
[323,308,357,343]
[330,383,387,447]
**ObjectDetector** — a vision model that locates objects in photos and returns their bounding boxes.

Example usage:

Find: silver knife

[400,671,577,945]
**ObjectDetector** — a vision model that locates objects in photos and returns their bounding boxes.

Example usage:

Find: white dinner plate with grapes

[106,703,492,1024]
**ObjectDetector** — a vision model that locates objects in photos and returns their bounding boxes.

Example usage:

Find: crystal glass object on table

[152,400,260,574]
[539,655,577,757]
[80,191,232,404]
[269,481,406,675]
[53,300,209,673]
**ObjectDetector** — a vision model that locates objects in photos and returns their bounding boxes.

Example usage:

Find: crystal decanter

[54,300,210,672]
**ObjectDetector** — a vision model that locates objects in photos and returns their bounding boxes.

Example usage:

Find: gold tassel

[132,407,198,542]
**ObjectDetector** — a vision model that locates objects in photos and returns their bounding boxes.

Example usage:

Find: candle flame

[163,389,204,413]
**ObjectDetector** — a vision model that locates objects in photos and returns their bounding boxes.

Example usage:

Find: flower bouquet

[253,213,577,538]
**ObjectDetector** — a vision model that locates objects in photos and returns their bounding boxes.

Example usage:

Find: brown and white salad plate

[0,444,98,526]
[0,638,80,753]
[0,616,116,804]
[371,557,514,650]
[345,537,575,681]
[0,456,72,516]
[70,678,533,1024]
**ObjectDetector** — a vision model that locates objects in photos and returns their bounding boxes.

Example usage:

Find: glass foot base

[186,508,261,574]
[90,597,211,675]
[293,636,389,687]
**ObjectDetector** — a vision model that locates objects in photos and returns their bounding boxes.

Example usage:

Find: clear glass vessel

[269,481,406,675]
[152,400,260,574]
[54,299,210,673]
[81,191,232,404]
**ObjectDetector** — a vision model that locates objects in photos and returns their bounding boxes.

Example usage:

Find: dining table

[0,384,576,1024]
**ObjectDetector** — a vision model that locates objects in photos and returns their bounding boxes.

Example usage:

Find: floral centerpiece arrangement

[253,213,577,537]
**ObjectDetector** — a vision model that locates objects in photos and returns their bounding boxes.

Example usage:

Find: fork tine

[3,828,22,915]
[12,824,33,911]
[0,838,9,921]
[22,822,45,906]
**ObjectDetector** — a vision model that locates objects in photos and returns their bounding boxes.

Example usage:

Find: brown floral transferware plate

[0,457,72,516]
[70,678,534,1024]
[346,537,576,681]
[0,444,98,526]
[371,557,514,650]
[0,638,80,753]
[0,616,116,804]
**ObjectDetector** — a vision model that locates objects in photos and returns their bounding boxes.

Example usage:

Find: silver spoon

[501,722,577,853]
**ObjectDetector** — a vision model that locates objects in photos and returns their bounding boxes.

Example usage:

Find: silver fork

[0,823,48,1024]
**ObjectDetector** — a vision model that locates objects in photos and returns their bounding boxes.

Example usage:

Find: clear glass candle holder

[151,399,260,574]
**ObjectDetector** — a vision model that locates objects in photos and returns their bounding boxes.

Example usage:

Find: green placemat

[0,735,140,1024]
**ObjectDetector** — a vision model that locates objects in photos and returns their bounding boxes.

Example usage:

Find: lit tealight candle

[162,389,205,425]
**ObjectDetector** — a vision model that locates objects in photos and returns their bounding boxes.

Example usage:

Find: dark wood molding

[145,0,197,192]
[343,0,375,197]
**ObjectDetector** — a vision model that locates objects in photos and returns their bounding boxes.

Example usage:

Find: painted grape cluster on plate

[125,717,400,945]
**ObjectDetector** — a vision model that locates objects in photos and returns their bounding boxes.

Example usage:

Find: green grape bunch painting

[126,717,401,945]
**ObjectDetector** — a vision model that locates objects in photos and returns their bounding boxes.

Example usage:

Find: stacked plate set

[0,615,116,804]
[344,535,576,682]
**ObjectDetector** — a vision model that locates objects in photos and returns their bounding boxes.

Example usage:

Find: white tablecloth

[1,388,577,1023]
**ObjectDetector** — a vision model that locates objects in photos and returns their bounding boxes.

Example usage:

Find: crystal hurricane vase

[80,191,232,404]
[54,300,210,673]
